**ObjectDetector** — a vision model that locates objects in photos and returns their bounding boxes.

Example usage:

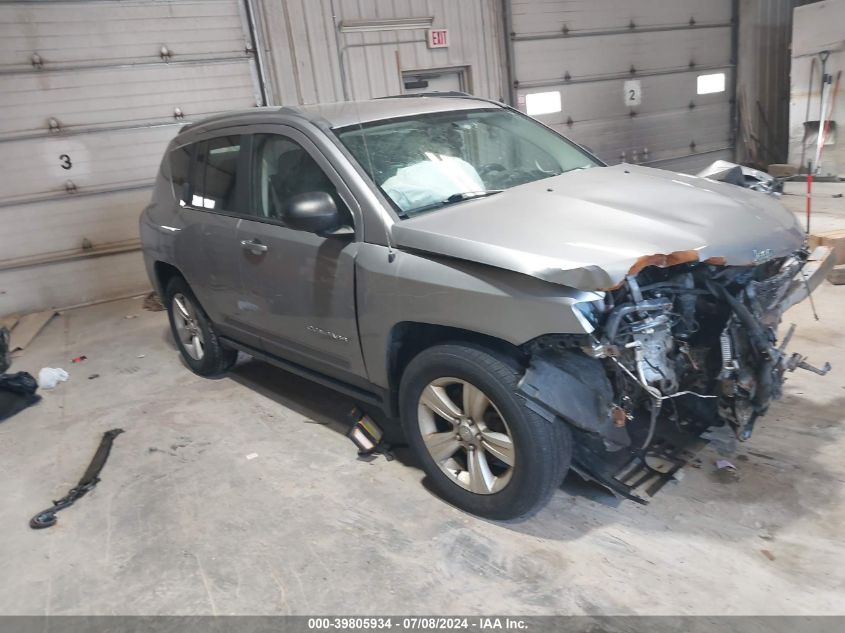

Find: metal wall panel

[567,104,733,165]
[1,189,152,262]
[737,0,807,167]
[507,0,735,172]
[0,0,260,315]
[0,252,150,317]
[0,60,254,138]
[0,126,178,204]
[514,29,732,84]
[532,72,733,124]
[0,0,248,69]
[510,0,731,33]
[787,0,845,177]
[256,0,506,105]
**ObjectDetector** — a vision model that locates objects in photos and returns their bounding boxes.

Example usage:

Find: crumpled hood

[390,164,805,290]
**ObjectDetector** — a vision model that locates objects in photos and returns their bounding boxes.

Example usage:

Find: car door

[235,128,367,382]
[172,133,260,348]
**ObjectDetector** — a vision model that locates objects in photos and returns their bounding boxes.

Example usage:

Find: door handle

[240,239,268,254]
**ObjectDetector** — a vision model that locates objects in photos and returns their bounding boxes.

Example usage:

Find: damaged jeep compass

[141,94,834,520]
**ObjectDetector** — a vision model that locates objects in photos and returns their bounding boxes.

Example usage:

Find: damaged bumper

[518,246,832,502]
[781,245,836,311]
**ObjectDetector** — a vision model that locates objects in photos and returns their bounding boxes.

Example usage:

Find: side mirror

[282,191,346,235]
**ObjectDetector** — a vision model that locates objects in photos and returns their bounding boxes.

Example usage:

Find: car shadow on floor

[219,349,845,539]
[225,355,623,507]
[227,356,410,450]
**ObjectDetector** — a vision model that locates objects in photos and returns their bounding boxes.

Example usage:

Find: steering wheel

[478,163,507,179]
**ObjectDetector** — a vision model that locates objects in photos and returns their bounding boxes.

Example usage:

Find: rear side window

[192,136,242,211]
[169,143,193,206]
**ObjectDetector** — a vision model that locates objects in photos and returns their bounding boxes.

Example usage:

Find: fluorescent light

[339,17,433,33]
[697,72,726,95]
[525,91,562,116]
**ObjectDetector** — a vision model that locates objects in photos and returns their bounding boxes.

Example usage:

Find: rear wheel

[399,344,571,520]
[165,277,237,376]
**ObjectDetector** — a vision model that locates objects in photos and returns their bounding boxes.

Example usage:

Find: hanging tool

[30,428,124,529]
[813,51,832,174]
[809,68,841,233]
[799,56,817,171]
[817,70,842,174]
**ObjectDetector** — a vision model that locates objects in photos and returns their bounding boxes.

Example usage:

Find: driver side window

[250,134,347,224]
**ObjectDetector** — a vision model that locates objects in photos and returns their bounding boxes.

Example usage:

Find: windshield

[334,108,600,218]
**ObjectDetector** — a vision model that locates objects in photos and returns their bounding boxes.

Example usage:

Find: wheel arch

[153,260,183,297]
[385,321,525,416]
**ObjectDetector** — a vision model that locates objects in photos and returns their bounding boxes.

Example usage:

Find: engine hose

[704,280,770,356]
[641,399,661,450]
[605,298,672,341]
[704,279,776,409]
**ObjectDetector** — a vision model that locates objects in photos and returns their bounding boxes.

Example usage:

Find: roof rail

[376,91,473,99]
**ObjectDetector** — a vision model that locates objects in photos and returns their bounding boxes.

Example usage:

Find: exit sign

[427,29,449,48]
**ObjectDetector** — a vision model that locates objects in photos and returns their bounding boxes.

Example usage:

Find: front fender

[355,244,601,388]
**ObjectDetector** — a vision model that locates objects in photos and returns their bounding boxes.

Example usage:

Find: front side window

[192,136,241,211]
[251,134,345,223]
[334,108,599,218]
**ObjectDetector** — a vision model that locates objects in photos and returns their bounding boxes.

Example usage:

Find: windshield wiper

[444,190,503,202]
[402,190,503,218]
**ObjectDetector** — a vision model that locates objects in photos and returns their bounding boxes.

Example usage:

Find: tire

[399,343,571,520]
[165,276,237,377]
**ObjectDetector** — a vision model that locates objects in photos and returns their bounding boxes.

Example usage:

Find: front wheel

[399,344,572,520]
[165,277,237,376]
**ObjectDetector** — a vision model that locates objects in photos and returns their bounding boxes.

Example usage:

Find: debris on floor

[712,458,741,484]
[761,549,776,562]
[71,355,87,364]
[142,292,165,312]
[716,459,737,471]
[88,373,100,380]
[0,327,9,373]
[347,406,394,461]
[30,428,124,529]
[0,371,40,423]
[0,315,19,333]
[6,309,57,354]
[829,265,845,285]
[347,406,383,454]
[245,452,258,460]
[37,367,68,390]
[0,328,41,422]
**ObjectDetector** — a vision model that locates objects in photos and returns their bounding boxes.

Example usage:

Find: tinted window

[192,136,241,211]
[251,134,345,222]
[169,143,193,206]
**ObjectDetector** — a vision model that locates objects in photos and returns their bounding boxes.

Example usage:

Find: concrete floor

[1,187,845,616]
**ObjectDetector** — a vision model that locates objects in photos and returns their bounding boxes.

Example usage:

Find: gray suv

[141,94,832,520]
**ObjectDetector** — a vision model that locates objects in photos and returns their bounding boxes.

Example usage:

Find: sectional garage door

[0,0,261,315]
[507,0,736,173]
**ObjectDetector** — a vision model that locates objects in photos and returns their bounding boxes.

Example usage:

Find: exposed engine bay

[519,248,833,502]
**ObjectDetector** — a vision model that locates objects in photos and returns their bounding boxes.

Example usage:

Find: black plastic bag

[0,327,10,374]
[0,371,40,422]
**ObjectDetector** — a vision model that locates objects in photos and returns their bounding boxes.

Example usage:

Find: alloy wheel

[417,377,515,494]
[172,293,205,361]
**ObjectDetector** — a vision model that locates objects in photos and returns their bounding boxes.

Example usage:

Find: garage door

[507,0,736,173]
[0,0,261,315]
